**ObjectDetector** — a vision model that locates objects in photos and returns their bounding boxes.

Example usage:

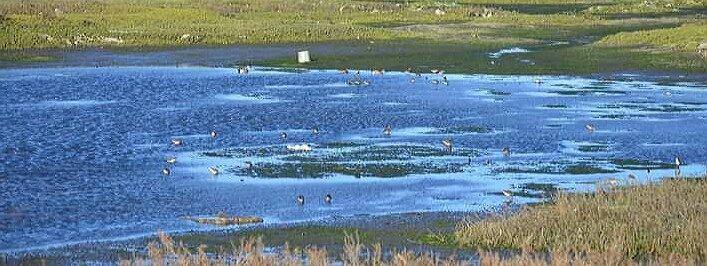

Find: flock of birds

[167,66,691,208]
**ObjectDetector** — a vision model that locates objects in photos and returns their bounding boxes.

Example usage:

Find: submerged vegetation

[1,0,705,73]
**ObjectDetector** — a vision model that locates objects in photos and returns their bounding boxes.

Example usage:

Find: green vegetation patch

[610,158,675,170]
[251,162,463,178]
[431,126,494,134]
[543,104,568,108]
[500,163,618,175]
[576,144,609,152]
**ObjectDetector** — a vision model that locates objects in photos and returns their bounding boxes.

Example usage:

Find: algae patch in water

[250,162,463,178]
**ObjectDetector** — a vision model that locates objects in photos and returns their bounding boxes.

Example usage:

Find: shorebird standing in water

[383,123,393,136]
[280,132,288,140]
[210,130,217,139]
[502,147,511,157]
[171,138,184,146]
[325,194,332,204]
[675,156,682,176]
[585,124,596,133]
[312,127,320,135]
[296,195,305,205]
[166,157,177,164]
[502,190,513,203]
[431,69,444,75]
[243,161,254,170]
[442,137,453,153]
[208,167,219,176]
[443,76,449,86]
[162,168,171,176]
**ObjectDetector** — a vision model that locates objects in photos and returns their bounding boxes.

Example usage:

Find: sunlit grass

[455,177,707,260]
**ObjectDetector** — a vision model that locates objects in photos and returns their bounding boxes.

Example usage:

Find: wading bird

[443,76,449,86]
[208,167,219,176]
[675,156,682,170]
[534,78,544,84]
[280,132,288,140]
[502,147,511,157]
[502,190,513,203]
[286,144,313,152]
[585,124,596,133]
[171,138,184,146]
[502,190,512,198]
[325,194,332,204]
[312,127,320,135]
[442,137,453,152]
[383,123,393,136]
[162,168,171,176]
[166,157,177,164]
[210,130,217,139]
[237,66,250,74]
[296,195,305,205]
[243,161,254,170]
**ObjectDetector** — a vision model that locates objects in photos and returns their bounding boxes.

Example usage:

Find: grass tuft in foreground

[455,178,707,261]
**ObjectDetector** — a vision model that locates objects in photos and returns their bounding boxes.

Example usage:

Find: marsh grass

[455,178,707,260]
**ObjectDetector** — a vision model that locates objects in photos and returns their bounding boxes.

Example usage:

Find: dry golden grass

[456,178,707,261]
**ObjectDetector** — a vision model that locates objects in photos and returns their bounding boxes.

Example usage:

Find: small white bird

[383,123,393,136]
[243,161,254,170]
[431,69,444,75]
[431,79,440,85]
[312,127,320,135]
[372,69,384,75]
[442,137,453,152]
[162,168,171,176]
[502,147,511,157]
[166,157,177,164]
[534,78,544,84]
[287,144,313,152]
[296,195,305,205]
[171,138,184,146]
[208,166,219,176]
[675,156,682,169]
[325,194,332,204]
[585,124,596,133]
[279,132,288,140]
[502,190,512,198]
[210,130,217,139]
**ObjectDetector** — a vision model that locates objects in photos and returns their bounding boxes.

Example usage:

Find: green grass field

[1,0,705,73]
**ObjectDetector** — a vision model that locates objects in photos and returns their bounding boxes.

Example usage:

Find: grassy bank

[455,177,707,261]
[1,0,705,73]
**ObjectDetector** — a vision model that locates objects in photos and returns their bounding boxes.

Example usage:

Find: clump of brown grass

[456,178,707,261]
